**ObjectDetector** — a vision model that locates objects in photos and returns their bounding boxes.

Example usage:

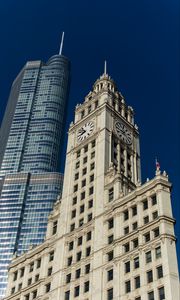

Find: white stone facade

[4,72,180,300]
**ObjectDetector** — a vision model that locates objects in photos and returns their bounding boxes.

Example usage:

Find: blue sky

[0,0,179,268]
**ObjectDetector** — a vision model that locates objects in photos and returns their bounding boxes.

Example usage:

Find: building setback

[0,49,70,298]
[4,69,180,300]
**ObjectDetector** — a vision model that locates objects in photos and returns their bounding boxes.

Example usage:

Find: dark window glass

[124,209,129,221]
[65,290,70,300]
[78,236,82,246]
[46,283,51,293]
[143,199,148,210]
[147,270,153,283]
[134,257,139,269]
[88,213,93,222]
[125,280,131,293]
[132,222,138,230]
[71,209,76,218]
[79,218,84,227]
[108,218,114,229]
[89,186,94,195]
[67,256,72,266]
[148,291,154,300]
[157,265,163,279]
[108,188,114,201]
[124,242,130,252]
[124,226,129,235]
[88,199,93,208]
[80,204,85,213]
[37,258,41,268]
[155,246,161,259]
[66,273,71,283]
[135,276,140,289]
[154,227,160,237]
[132,205,137,216]
[107,269,113,281]
[74,286,80,297]
[107,250,114,261]
[152,195,157,205]
[146,251,152,263]
[133,238,139,248]
[72,197,77,205]
[77,251,82,261]
[87,231,92,241]
[144,215,149,224]
[84,281,90,293]
[69,241,74,251]
[85,263,90,274]
[48,267,52,276]
[70,223,75,231]
[81,191,85,200]
[86,246,91,257]
[75,172,79,180]
[82,167,87,175]
[108,235,114,244]
[107,288,113,300]
[158,287,165,300]
[76,268,81,279]
[152,211,158,220]
[144,232,150,242]
[125,261,130,273]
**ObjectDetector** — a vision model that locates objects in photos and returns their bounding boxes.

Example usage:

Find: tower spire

[104,60,107,75]
[59,32,64,55]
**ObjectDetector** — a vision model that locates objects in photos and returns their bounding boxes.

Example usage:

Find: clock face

[77,121,94,142]
[115,122,132,145]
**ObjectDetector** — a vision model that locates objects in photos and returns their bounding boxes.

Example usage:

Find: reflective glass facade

[0,54,70,298]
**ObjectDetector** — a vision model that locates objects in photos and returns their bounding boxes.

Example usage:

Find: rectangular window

[32,290,37,299]
[124,209,129,221]
[146,251,152,263]
[108,235,114,244]
[148,291,154,300]
[157,265,163,279]
[133,238,139,248]
[88,105,91,113]
[74,286,80,297]
[75,172,79,180]
[78,236,83,246]
[107,250,114,261]
[76,150,81,158]
[77,251,82,261]
[151,195,157,205]
[91,140,96,148]
[125,261,130,273]
[155,246,161,259]
[67,256,72,266]
[84,145,88,152]
[81,191,85,200]
[86,246,91,257]
[72,196,77,205]
[48,267,52,276]
[70,223,75,231]
[35,274,39,282]
[90,174,94,182]
[88,199,93,208]
[88,213,93,221]
[71,209,76,218]
[45,283,51,293]
[108,218,114,229]
[83,156,87,164]
[125,280,131,293]
[74,184,78,192]
[69,241,74,251]
[90,162,95,170]
[132,205,137,216]
[107,288,113,300]
[124,226,129,235]
[107,269,113,281]
[79,218,84,227]
[13,272,17,281]
[80,204,85,213]
[147,270,153,283]
[75,268,81,279]
[65,290,70,300]
[81,179,86,187]
[85,263,90,274]
[25,294,30,300]
[89,186,94,195]
[143,199,148,210]
[158,287,165,300]
[132,222,138,230]
[84,281,89,293]
[124,242,130,253]
[153,227,160,237]
[91,151,95,159]
[144,232,150,242]
[52,220,58,235]
[29,262,34,272]
[108,187,114,201]
[82,167,87,175]
[144,215,149,224]
[87,231,92,241]
[20,268,24,277]
[152,211,158,220]
[134,256,139,269]
[76,161,80,169]
[28,278,32,286]
[135,276,140,289]
[66,273,71,283]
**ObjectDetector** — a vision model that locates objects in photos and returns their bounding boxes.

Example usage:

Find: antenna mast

[104,60,107,75]
[59,32,64,55]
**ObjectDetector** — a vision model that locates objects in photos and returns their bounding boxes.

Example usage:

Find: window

[108,188,114,201]
[76,161,80,169]
[107,269,113,281]
[69,241,74,251]
[91,151,95,159]
[85,263,90,274]
[78,236,83,246]
[124,242,129,253]
[133,238,138,248]
[135,297,141,300]
[74,184,78,192]
[134,257,139,269]
[152,211,158,220]
[89,186,94,195]
[87,231,92,241]
[86,246,91,257]
[90,174,94,182]
[144,215,149,224]
[132,222,138,230]
[146,251,152,263]
[88,199,93,208]
[83,156,88,164]
[88,213,93,221]
[153,227,160,237]
[52,220,57,234]
[65,290,70,300]
[45,283,51,293]
[148,291,154,300]
[82,179,86,187]
[79,218,84,227]
[70,223,75,231]
[76,268,81,279]
[82,167,87,175]
[71,209,76,218]
[29,262,34,272]
[84,281,90,293]
[88,105,91,113]
[75,172,79,180]
[81,191,85,200]
[81,110,85,119]
[91,140,96,148]
[125,280,131,293]
[155,246,161,259]
[157,265,163,279]
[37,258,41,268]
[72,196,77,205]
[84,145,88,152]
[11,287,15,294]
[158,287,165,300]
[28,278,32,286]
[108,218,114,229]
[32,290,37,299]
[132,205,137,216]
[77,251,82,261]
[74,286,80,297]
[90,162,95,170]
[66,273,71,283]
[135,276,140,289]
[18,283,22,291]
[107,288,113,300]
[20,268,24,277]
[67,256,72,266]
[13,271,18,281]
[125,261,130,273]
[25,294,30,300]
[35,274,39,282]
[147,270,153,283]
[108,235,114,244]
[143,199,148,210]
[80,204,85,213]
[124,209,129,221]
[107,251,114,261]
[76,150,81,158]
[152,195,157,205]
[95,100,98,108]
[144,232,150,242]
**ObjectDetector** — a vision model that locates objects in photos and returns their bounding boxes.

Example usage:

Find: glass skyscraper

[0,52,70,298]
